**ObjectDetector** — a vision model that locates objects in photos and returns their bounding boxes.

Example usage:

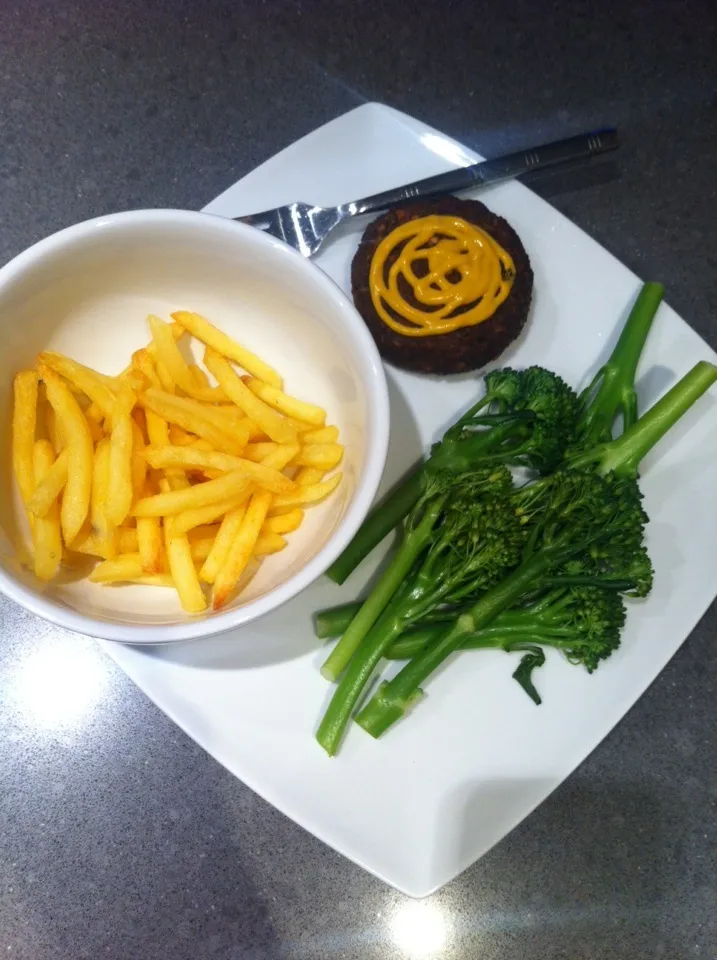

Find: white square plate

[103,103,717,897]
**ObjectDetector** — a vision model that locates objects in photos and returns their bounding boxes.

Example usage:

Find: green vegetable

[574,282,664,446]
[355,361,717,739]
[325,366,580,585]
[316,467,523,754]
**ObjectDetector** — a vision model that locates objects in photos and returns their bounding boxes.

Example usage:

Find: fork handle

[346,129,618,217]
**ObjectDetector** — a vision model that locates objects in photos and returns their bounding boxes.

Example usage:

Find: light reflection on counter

[10,636,111,731]
[389,900,449,958]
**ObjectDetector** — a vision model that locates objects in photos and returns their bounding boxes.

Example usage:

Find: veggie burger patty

[351,197,533,375]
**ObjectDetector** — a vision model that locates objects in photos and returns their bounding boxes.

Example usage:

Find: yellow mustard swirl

[368,215,515,337]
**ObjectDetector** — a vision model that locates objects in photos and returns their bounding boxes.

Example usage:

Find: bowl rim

[0,208,390,643]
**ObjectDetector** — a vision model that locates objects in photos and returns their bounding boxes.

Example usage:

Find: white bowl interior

[0,212,384,635]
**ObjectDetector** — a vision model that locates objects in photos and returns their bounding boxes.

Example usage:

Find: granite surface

[1,1,716,957]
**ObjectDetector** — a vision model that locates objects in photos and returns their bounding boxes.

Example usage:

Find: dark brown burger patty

[351,196,533,375]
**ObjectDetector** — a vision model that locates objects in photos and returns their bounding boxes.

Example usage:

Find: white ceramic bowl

[0,210,389,643]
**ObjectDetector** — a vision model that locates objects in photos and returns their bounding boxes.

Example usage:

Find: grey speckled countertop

[1,2,716,958]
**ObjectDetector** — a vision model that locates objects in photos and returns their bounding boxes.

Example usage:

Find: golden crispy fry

[27,448,69,518]
[242,441,279,462]
[168,424,195,446]
[295,466,326,486]
[117,527,139,553]
[172,310,282,388]
[38,352,116,418]
[71,529,119,561]
[31,440,62,581]
[213,489,273,609]
[264,509,303,535]
[142,446,295,494]
[187,524,221,541]
[45,402,64,454]
[198,500,249,584]
[242,376,326,426]
[133,471,252,518]
[139,388,243,455]
[254,532,287,556]
[270,472,342,510]
[130,420,147,504]
[301,425,339,444]
[164,525,206,612]
[85,412,104,445]
[106,384,135,527]
[89,553,144,583]
[136,481,163,574]
[155,359,175,394]
[148,314,226,402]
[168,493,249,538]
[39,364,93,544]
[204,348,297,444]
[91,439,112,537]
[12,369,39,509]
[131,348,162,389]
[260,443,300,471]
[294,443,344,470]
[85,402,104,424]
[129,574,175,587]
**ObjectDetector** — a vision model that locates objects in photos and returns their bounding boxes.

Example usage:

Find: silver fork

[235,128,618,257]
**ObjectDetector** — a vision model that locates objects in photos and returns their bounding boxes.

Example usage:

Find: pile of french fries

[11,311,343,612]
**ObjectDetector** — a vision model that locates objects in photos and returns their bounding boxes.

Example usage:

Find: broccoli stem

[315,601,363,640]
[577,282,664,443]
[572,361,717,478]
[320,496,444,682]
[325,468,424,585]
[356,552,553,738]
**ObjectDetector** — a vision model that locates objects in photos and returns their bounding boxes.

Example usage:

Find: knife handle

[347,129,619,218]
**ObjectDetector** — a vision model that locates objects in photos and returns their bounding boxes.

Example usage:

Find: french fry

[139,388,244,455]
[295,466,326,486]
[254,532,287,556]
[45,402,64,454]
[117,527,139,553]
[85,402,104,425]
[142,446,295,494]
[301,425,339,444]
[130,420,147,503]
[213,489,274,609]
[72,529,119,561]
[172,310,283,388]
[131,348,162,389]
[259,443,300,471]
[31,440,62,581]
[270,472,342,510]
[242,442,279,462]
[136,477,163,574]
[198,500,249,584]
[12,369,39,509]
[129,574,175,587]
[164,525,206,613]
[39,364,94,544]
[147,314,226,402]
[155,359,176,394]
[38,352,116,418]
[187,524,221,541]
[89,553,144,583]
[106,383,135,527]
[242,376,326,426]
[85,412,104,445]
[168,424,195,446]
[294,443,344,470]
[91,439,112,537]
[133,471,252,518]
[204,348,297,444]
[264,509,303,535]
[27,448,69,518]
[169,495,248,538]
